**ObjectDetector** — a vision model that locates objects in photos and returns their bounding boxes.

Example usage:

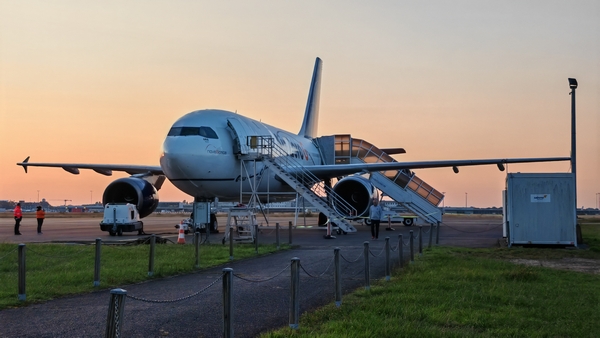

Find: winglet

[298,57,322,139]
[19,156,30,173]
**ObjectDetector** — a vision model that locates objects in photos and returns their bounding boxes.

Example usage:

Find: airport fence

[103,226,442,337]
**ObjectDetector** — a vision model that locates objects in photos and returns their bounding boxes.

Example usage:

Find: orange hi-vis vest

[14,206,22,218]
[36,209,45,219]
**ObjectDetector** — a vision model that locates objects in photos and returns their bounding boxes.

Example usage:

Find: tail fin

[298,57,322,139]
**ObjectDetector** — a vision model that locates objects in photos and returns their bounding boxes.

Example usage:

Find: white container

[505,173,576,247]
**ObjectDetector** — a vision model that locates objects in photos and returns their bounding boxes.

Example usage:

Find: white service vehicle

[363,208,417,226]
[100,203,144,236]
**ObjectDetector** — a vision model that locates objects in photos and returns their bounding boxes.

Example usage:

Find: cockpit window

[167,127,218,139]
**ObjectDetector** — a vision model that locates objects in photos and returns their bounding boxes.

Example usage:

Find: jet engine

[102,177,159,218]
[332,175,378,218]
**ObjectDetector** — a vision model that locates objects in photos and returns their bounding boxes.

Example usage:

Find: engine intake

[102,177,159,218]
[332,175,378,218]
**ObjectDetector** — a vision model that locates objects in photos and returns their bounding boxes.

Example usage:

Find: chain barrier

[0,246,19,261]
[233,263,291,283]
[402,239,411,246]
[126,273,224,303]
[441,221,503,233]
[27,244,91,258]
[422,226,431,234]
[339,251,363,263]
[299,257,334,278]
[368,245,385,258]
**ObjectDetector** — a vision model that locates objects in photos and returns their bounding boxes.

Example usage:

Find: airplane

[17,57,570,235]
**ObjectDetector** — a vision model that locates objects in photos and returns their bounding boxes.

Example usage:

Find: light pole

[465,192,468,208]
[442,192,446,208]
[90,191,93,204]
[568,78,577,209]
[596,193,600,209]
[37,190,40,203]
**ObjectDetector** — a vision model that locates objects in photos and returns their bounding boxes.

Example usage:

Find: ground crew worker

[14,203,23,235]
[36,205,46,234]
[369,199,382,240]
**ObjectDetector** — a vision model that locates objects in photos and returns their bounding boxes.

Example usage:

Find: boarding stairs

[317,135,444,225]
[250,137,358,234]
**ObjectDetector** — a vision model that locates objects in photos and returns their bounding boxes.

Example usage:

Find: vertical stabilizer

[298,57,322,139]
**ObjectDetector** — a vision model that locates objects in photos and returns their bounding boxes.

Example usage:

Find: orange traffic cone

[177,226,186,244]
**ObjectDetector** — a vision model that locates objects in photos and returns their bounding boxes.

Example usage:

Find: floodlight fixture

[568,78,578,89]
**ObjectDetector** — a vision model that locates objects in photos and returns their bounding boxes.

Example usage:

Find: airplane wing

[296,157,570,180]
[16,157,163,176]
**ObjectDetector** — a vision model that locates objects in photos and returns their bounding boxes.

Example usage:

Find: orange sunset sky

[1,1,598,208]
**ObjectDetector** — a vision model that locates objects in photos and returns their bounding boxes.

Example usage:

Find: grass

[0,241,289,309]
[262,223,600,337]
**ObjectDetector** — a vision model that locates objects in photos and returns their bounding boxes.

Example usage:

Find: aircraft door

[227,117,254,155]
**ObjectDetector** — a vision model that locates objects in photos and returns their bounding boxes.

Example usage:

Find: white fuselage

[160,109,322,202]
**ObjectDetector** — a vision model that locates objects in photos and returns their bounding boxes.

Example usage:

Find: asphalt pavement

[0,216,503,337]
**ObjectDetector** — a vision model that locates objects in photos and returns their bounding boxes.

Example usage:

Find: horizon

[1,1,598,208]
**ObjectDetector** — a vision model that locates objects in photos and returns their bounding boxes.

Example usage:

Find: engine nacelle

[332,175,378,218]
[102,177,159,218]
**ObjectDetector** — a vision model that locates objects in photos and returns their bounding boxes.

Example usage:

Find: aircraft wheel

[184,230,189,234]
[117,228,123,236]
[108,230,116,236]
[364,219,372,226]
[403,218,414,226]
[336,228,341,235]
[222,238,226,245]
[137,229,144,235]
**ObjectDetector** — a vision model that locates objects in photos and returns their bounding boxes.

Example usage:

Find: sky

[1,1,598,208]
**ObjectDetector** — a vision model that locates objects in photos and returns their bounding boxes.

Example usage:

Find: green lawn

[0,241,288,309]
[262,223,600,337]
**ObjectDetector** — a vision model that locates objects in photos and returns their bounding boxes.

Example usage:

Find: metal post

[436,222,440,245]
[222,268,233,338]
[94,238,101,287]
[148,234,155,277]
[398,234,404,269]
[254,223,259,254]
[276,222,280,250]
[229,226,234,261]
[194,231,200,268]
[409,230,414,263]
[288,221,293,245]
[289,257,300,329]
[569,78,577,209]
[385,237,390,281]
[363,241,370,291]
[418,226,423,256]
[18,243,26,301]
[105,288,127,338]
[428,224,433,248]
[334,248,341,307]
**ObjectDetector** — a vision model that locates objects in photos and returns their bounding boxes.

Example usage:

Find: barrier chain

[125,273,224,303]
[299,256,335,278]
[27,245,90,258]
[233,263,291,282]
[0,245,18,261]
[339,251,364,263]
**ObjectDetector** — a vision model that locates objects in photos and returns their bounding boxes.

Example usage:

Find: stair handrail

[248,136,356,218]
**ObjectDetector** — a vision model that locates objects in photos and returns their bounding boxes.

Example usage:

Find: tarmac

[0,215,503,337]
